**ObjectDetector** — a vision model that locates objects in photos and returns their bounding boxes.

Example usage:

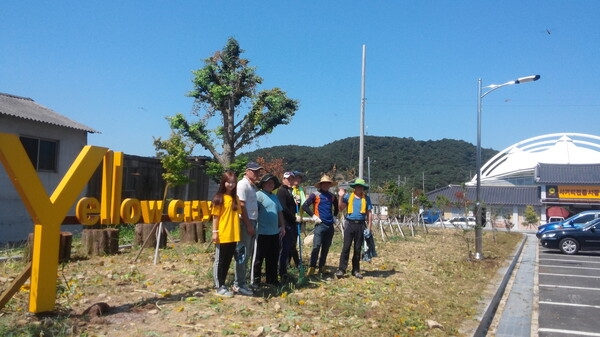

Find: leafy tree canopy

[168,37,299,172]
[153,132,194,188]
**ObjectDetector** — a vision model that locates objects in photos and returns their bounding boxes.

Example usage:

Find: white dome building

[427,133,600,231]
[468,133,600,187]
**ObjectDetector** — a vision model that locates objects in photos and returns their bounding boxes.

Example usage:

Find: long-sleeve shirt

[276,185,297,227]
[302,189,338,225]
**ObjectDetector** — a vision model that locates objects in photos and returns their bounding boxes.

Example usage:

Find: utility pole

[358,44,366,179]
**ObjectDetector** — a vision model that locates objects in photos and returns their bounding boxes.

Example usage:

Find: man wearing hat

[234,161,263,296]
[336,178,373,279]
[276,171,299,281]
[302,175,339,275]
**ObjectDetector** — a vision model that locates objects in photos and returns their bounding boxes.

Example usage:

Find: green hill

[240,136,498,192]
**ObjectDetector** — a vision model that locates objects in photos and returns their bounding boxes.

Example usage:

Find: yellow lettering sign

[0,132,214,313]
[0,133,107,313]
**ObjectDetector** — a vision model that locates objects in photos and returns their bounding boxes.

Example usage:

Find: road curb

[472,234,527,336]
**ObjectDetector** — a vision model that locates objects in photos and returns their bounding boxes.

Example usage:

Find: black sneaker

[335,270,345,278]
[352,272,364,279]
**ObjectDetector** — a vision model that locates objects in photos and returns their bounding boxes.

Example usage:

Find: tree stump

[81,228,119,256]
[179,222,207,243]
[26,232,73,263]
[59,232,72,262]
[134,223,167,249]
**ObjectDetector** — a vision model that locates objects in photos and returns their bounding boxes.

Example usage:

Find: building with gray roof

[426,133,600,231]
[0,92,98,243]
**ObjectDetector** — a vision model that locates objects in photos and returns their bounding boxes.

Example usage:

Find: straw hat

[314,175,337,188]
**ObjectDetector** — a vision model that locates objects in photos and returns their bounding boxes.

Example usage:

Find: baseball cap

[283,171,296,179]
[246,162,264,171]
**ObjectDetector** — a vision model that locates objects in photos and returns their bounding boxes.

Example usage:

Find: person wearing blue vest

[302,175,339,275]
[336,178,373,279]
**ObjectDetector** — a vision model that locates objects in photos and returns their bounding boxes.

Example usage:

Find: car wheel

[559,238,580,255]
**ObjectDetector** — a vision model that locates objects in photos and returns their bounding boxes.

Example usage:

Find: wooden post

[134,223,166,248]
[81,228,120,256]
[178,222,207,243]
[0,263,32,311]
[26,232,73,263]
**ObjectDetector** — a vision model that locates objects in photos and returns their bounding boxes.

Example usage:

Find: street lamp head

[516,75,540,84]
[481,74,541,98]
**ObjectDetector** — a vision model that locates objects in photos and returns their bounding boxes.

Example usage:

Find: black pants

[279,225,297,277]
[338,220,365,274]
[252,234,280,285]
[213,242,236,288]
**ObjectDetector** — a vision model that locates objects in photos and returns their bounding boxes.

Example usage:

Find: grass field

[0,225,523,337]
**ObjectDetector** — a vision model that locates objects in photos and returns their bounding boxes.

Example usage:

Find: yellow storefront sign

[558,185,600,199]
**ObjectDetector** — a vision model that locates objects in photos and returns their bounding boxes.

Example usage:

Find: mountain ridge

[241,135,498,192]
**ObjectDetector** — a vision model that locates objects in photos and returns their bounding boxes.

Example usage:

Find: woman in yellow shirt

[211,171,242,297]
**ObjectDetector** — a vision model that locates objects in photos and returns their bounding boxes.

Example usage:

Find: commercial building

[426,133,600,231]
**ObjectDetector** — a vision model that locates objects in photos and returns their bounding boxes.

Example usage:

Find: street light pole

[359,45,366,179]
[474,74,540,260]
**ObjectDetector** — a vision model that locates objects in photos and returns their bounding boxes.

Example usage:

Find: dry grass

[0,226,522,337]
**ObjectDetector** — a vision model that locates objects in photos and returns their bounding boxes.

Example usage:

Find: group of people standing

[210,161,373,297]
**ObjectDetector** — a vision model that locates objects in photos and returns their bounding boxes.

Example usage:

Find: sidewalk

[486,233,538,336]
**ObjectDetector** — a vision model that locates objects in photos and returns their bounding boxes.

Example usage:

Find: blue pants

[309,223,334,268]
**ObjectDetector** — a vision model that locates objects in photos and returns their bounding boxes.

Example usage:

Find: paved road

[537,249,600,336]
[485,233,600,336]
[492,234,537,337]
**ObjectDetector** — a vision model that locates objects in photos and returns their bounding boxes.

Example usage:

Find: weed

[0,228,522,336]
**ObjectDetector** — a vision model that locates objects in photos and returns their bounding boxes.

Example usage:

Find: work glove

[295,215,302,223]
[312,215,322,224]
[363,228,372,239]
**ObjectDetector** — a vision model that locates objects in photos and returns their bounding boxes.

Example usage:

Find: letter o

[120,198,141,223]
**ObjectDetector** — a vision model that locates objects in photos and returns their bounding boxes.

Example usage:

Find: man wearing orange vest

[302,175,339,275]
[336,178,373,279]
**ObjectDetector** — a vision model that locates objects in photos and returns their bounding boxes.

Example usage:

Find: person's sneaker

[233,285,254,296]
[335,270,345,278]
[319,266,327,274]
[215,286,233,297]
[352,272,364,279]
[307,267,316,276]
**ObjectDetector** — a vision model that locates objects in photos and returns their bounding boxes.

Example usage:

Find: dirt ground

[0,228,522,337]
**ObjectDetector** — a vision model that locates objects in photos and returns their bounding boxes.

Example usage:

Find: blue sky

[2,1,599,158]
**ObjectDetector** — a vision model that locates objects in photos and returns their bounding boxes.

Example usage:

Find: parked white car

[449,216,476,229]
[431,219,452,227]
